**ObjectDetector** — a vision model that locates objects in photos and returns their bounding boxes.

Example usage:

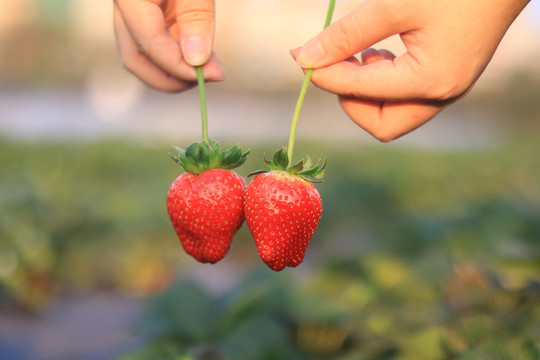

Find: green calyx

[170,140,250,175]
[249,147,326,183]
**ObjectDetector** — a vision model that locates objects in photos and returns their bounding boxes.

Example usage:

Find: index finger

[115,0,193,80]
[114,2,195,92]
[295,0,413,69]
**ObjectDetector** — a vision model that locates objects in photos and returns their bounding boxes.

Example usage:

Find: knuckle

[424,81,466,101]
[370,127,399,143]
[405,58,472,102]
[350,115,400,143]
[417,69,472,101]
[374,133,396,143]
[176,1,214,24]
[138,34,167,58]
[177,10,214,24]
[322,20,356,55]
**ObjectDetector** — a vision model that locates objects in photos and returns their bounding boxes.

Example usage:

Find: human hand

[292,0,530,142]
[113,0,225,92]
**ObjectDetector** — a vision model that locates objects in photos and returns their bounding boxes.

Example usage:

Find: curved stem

[196,66,209,143]
[287,0,335,164]
[287,69,313,162]
[323,0,335,29]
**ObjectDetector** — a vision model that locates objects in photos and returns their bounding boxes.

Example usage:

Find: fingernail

[212,63,228,81]
[182,36,211,66]
[296,39,325,68]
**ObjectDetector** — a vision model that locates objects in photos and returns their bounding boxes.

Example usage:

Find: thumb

[296,0,408,68]
[177,0,216,66]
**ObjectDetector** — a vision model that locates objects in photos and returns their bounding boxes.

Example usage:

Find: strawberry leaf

[272,148,289,170]
[263,154,279,171]
[222,146,241,165]
[185,142,200,160]
[288,159,305,173]
[199,141,211,168]
[304,156,313,169]
[247,169,269,177]
[171,140,250,175]
[251,148,327,182]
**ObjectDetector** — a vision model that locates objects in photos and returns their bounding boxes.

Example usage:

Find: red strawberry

[244,148,325,271]
[167,141,249,264]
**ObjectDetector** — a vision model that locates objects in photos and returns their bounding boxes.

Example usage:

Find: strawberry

[244,148,326,271]
[167,140,249,264]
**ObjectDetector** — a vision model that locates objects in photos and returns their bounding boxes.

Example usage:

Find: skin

[113,0,530,140]
[292,0,531,141]
[113,0,224,92]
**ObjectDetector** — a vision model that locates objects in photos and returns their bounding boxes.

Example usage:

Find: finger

[361,48,396,65]
[307,53,435,101]
[294,40,427,102]
[339,48,445,141]
[339,96,448,142]
[291,46,363,69]
[176,0,216,66]
[339,49,441,141]
[378,49,396,61]
[295,46,425,103]
[167,51,226,82]
[116,0,186,79]
[115,0,224,82]
[295,0,412,68]
[114,3,195,92]
[294,47,396,66]
[292,0,439,101]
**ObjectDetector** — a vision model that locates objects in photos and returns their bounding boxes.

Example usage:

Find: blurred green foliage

[0,137,539,359]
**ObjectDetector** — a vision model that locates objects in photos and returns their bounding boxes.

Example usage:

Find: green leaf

[247,169,268,177]
[263,154,278,171]
[179,157,200,174]
[288,159,305,173]
[168,152,180,165]
[184,142,200,160]
[208,141,223,169]
[172,145,185,157]
[272,148,289,170]
[139,281,219,341]
[198,141,211,168]
[222,146,241,166]
[304,156,313,169]
[220,316,289,360]
[170,141,250,173]
[298,157,327,182]
[255,149,327,182]
[299,158,325,176]
[239,150,250,165]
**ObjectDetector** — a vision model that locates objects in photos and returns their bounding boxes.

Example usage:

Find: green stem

[323,0,335,29]
[287,0,335,164]
[287,69,312,161]
[196,66,209,143]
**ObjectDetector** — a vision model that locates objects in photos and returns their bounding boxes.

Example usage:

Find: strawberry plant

[244,0,335,271]
[167,67,249,264]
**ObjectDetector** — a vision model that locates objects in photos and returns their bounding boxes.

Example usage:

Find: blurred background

[1,0,539,359]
